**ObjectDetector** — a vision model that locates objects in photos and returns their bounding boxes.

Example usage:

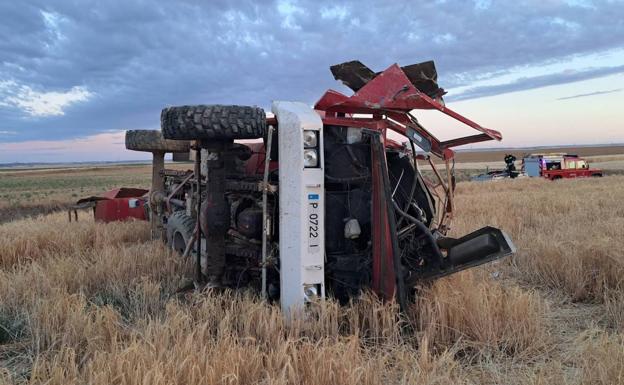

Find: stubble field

[0,164,189,224]
[0,166,623,384]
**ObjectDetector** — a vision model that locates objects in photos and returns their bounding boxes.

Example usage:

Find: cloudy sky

[0,0,623,162]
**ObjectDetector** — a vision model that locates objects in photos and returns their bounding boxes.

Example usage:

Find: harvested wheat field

[0,164,191,224]
[1,174,623,385]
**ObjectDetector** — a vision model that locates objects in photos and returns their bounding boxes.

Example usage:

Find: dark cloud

[557,88,622,100]
[449,65,624,101]
[1,0,623,142]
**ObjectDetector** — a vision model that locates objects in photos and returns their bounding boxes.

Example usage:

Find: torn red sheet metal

[76,187,148,223]
[315,62,503,160]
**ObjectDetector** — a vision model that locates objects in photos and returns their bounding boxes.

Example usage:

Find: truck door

[576,160,589,177]
[567,160,576,178]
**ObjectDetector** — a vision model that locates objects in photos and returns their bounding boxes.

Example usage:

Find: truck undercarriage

[125,60,516,314]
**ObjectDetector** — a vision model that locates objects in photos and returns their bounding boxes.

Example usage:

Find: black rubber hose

[325,174,370,183]
[392,199,420,225]
[392,199,444,267]
[169,198,186,208]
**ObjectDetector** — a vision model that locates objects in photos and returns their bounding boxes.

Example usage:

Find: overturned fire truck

[125,60,516,314]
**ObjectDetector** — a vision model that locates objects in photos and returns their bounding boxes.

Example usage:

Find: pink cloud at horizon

[0,130,152,163]
[1,73,622,164]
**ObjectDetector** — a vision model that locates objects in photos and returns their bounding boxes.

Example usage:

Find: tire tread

[161,105,266,140]
[125,130,190,152]
[166,211,196,254]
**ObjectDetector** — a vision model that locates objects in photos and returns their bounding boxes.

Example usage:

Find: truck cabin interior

[543,155,587,171]
[545,160,562,170]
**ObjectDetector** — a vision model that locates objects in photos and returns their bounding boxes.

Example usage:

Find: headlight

[303,149,318,167]
[303,284,318,300]
[303,130,318,148]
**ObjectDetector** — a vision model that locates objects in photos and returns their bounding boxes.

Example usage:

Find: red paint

[100,188,149,200]
[541,156,603,180]
[95,197,146,223]
[314,63,503,160]
[371,145,396,299]
[243,142,279,176]
[385,137,404,150]
[77,188,148,223]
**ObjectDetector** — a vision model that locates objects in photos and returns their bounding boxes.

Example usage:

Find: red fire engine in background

[522,153,603,180]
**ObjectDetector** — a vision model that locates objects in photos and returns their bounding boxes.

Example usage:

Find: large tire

[125,130,190,153]
[161,105,266,140]
[166,211,196,256]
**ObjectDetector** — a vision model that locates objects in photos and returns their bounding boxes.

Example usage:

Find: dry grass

[414,272,549,356]
[453,177,624,302]
[0,163,190,223]
[604,290,624,332]
[578,331,624,385]
[585,154,624,163]
[1,172,623,384]
[0,213,150,268]
[0,217,545,384]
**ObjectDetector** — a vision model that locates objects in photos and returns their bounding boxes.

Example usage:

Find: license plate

[307,193,320,252]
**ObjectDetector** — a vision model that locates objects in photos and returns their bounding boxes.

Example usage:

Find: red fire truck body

[524,154,603,180]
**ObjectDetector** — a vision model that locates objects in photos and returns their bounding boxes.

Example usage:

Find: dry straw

[1,176,623,384]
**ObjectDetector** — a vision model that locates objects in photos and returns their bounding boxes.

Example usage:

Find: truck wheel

[161,105,266,140]
[166,211,196,256]
[125,130,190,153]
[591,173,603,177]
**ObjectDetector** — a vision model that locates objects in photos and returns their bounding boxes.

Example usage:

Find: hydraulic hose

[391,199,443,260]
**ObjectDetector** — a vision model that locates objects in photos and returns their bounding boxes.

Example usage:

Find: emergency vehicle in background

[522,153,603,180]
